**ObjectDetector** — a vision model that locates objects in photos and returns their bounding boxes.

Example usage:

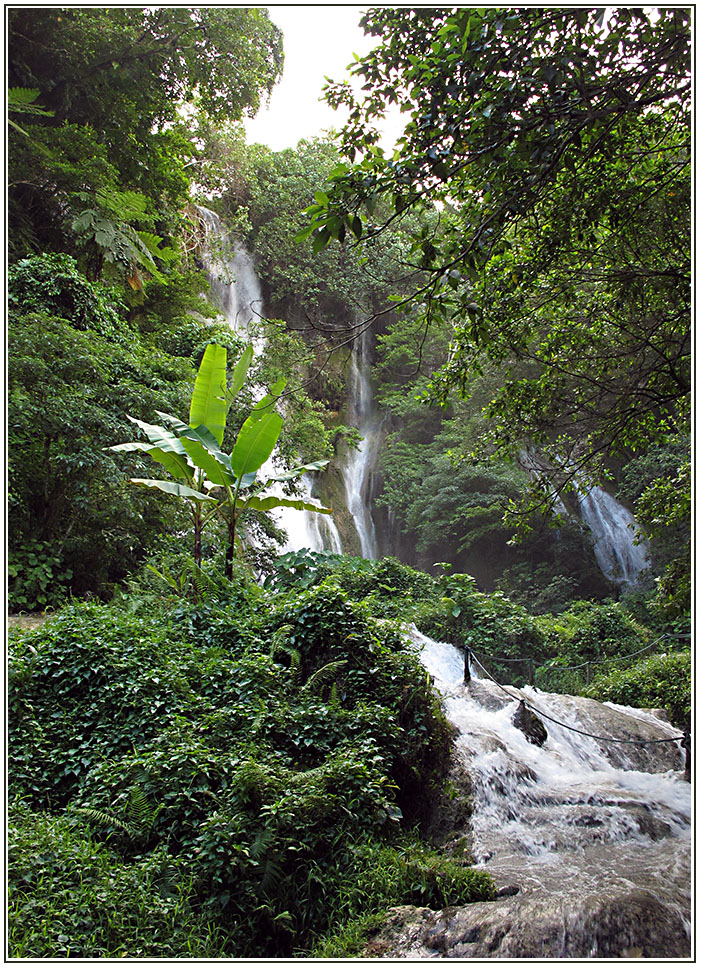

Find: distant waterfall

[342,330,382,559]
[577,485,650,588]
[196,207,343,555]
[520,450,650,589]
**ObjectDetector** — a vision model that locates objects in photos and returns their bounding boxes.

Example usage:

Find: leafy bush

[8,252,129,340]
[541,599,649,662]
[8,588,480,957]
[8,539,73,611]
[8,604,203,809]
[584,650,691,731]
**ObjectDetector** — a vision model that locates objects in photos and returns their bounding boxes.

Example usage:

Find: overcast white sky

[244,5,402,151]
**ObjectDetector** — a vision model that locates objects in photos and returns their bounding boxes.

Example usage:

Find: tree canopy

[308,7,690,499]
[8,7,283,271]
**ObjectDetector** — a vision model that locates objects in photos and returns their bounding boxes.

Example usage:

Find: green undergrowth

[8,580,492,958]
[584,650,691,731]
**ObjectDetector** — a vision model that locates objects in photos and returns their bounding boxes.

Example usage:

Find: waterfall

[577,485,650,587]
[404,626,691,957]
[196,207,342,554]
[342,330,382,558]
[197,207,265,352]
[520,450,650,588]
[277,475,343,555]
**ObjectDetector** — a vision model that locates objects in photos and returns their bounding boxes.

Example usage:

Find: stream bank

[361,628,691,959]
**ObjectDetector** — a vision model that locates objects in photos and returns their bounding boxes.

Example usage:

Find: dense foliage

[8,584,493,957]
[7,9,691,958]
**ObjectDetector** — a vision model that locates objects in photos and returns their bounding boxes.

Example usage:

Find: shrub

[584,650,691,731]
[8,589,477,957]
[8,603,203,808]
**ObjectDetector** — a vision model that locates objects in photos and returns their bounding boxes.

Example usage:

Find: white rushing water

[577,485,650,588]
[197,207,342,553]
[343,330,382,558]
[409,626,691,950]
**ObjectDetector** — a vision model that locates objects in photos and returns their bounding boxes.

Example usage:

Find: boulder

[363,888,691,959]
[512,700,548,746]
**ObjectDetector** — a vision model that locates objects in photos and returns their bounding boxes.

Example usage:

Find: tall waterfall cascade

[197,207,342,553]
[343,330,382,559]
[401,626,691,958]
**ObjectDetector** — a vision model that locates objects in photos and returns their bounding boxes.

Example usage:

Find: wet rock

[512,700,548,746]
[365,888,691,959]
[495,884,519,898]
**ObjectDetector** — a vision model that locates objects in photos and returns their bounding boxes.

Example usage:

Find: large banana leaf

[108,441,192,480]
[230,411,283,478]
[189,343,228,445]
[154,410,190,434]
[178,426,235,487]
[242,495,332,514]
[126,416,186,454]
[248,377,287,420]
[227,344,254,402]
[130,478,218,502]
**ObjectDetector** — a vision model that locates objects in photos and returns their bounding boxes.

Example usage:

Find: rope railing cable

[468,651,685,747]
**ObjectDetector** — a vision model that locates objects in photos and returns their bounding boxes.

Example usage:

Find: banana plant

[108,343,331,579]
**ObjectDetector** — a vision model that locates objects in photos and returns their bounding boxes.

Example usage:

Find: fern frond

[127,784,162,834]
[73,806,139,840]
[259,853,284,897]
[301,659,347,697]
[8,86,54,116]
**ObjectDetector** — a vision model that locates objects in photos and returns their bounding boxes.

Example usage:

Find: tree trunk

[225,512,236,581]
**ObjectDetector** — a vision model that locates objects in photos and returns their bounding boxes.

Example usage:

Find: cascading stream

[404,626,691,957]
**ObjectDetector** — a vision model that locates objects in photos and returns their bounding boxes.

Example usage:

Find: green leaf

[265,459,330,482]
[130,479,217,502]
[242,495,332,514]
[178,428,235,487]
[230,411,283,478]
[126,417,188,455]
[189,343,228,444]
[228,344,254,402]
[250,377,287,419]
[312,228,331,254]
[153,410,190,434]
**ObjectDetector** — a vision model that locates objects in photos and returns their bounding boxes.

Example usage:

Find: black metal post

[464,646,471,683]
[682,730,691,782]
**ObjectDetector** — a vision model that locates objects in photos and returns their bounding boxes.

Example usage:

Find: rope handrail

[468,651,686,747]
[473,631,690,673]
